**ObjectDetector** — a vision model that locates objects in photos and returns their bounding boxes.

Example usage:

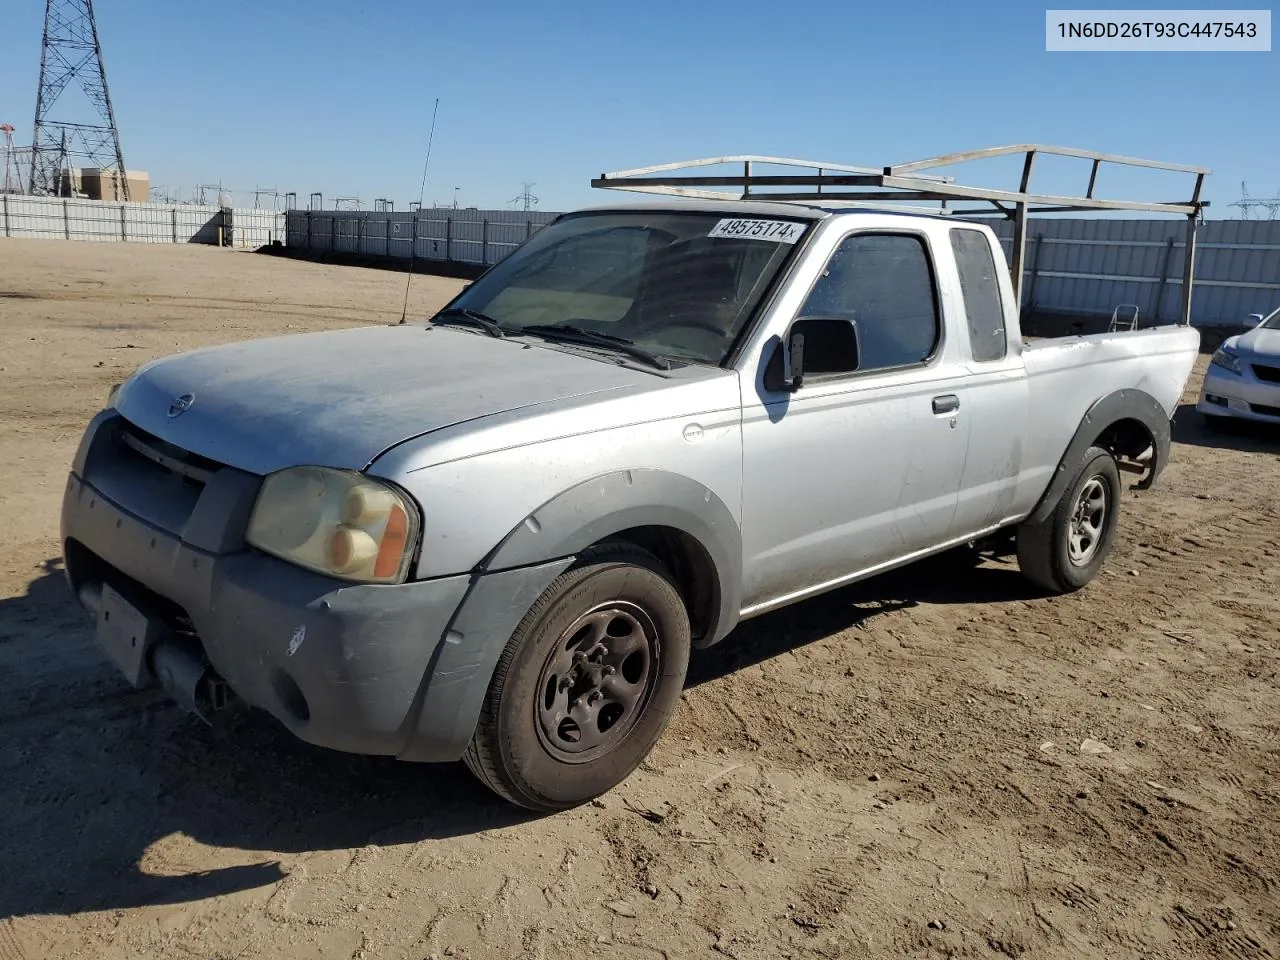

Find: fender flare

[483,468,743,647]
[1029,387,1171,525]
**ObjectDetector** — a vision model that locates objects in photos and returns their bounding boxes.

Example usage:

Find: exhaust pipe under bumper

[150,637,228,724]
[78,582,103,617]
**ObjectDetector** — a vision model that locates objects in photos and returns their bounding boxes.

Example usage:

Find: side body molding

[1028,387,1173,525]
[484,468,744,647]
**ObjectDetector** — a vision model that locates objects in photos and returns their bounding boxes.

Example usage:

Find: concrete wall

[0,194,286,247]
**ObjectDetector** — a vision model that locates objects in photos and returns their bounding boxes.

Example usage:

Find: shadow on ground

[1171,402,1280,452]
[0,547,1035,920]
[0,563,537,921]
[256,244,488,282]
[687,547,1039,687]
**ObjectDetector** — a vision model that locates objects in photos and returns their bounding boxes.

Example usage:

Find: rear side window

[950,228,1007,362]
[800,232,940,372]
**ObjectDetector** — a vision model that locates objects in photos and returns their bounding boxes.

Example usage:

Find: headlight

[1210,347,1242,374]
[245,466,420,584]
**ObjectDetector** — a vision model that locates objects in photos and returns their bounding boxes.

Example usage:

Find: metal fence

[0,194,286,247]
[228,208,288,247]
[286,208,558,268]
[7,194,1277,326]
[285,207,1279,328]
[990,218,1279,327]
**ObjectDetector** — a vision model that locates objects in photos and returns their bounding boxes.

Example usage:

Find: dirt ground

[1,238,1277,960]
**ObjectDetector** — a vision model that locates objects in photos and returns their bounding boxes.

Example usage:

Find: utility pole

[30,0,129,200]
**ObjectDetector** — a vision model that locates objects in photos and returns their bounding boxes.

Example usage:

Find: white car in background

[1198,306,1280,426]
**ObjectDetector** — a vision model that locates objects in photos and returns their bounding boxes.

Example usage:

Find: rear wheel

[463,543,691,812]
[1017,446,1121,593]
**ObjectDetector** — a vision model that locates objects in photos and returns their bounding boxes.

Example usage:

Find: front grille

[79,417,230,538]
[1252,363,1280,384]
[115,421,222,492]
[1250,402,1280,418]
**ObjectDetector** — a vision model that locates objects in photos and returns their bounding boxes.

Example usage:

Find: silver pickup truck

[61,154,1205,811]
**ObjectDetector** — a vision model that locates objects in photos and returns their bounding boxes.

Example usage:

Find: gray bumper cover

[60,412,571,762]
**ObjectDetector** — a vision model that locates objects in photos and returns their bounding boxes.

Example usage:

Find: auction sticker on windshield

[708,219,806,243]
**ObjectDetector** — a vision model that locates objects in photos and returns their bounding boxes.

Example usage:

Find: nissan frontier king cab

[61,146,1206,811]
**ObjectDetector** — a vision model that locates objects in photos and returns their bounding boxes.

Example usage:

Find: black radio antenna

[400,97,440,324]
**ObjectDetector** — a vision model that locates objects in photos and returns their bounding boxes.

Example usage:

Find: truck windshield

[438,210,811,366]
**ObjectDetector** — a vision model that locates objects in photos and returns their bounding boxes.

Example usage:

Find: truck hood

[1233,326,1280,358]
[113,325,654,475]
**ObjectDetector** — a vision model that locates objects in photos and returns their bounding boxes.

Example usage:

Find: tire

[463,543,691,812]
[1016,445,1121,594]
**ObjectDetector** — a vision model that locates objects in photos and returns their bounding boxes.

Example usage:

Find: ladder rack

[590,145,1210,325]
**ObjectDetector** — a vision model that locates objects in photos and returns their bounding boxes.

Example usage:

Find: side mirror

[1246,313,1265,328]
[783,327,807,391]
[765,316,861,392]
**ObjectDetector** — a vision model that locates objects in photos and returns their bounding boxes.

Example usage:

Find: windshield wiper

[431,307,507,338]
[518,323,672,371]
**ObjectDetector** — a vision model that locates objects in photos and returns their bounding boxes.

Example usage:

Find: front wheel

[463,543,691,812]
[1016,445,1121,593]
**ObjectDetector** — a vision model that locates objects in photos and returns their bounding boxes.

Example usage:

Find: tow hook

[150,637,227,724]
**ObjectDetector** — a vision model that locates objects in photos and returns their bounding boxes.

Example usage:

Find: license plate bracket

[95,583,166,688]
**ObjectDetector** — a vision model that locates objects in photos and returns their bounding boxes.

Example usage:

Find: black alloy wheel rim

[534,600,661,763]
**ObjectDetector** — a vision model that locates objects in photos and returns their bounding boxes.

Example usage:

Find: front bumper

[60,410,571,761]
[1197,361,1280,424]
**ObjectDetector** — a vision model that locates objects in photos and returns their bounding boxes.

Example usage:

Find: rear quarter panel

[1015,325,1200,512]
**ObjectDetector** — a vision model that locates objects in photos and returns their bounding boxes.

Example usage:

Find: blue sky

[0,0,1275,215]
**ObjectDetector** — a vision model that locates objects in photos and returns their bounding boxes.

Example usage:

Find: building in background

[78,167,149,202]
[53,167,150,201]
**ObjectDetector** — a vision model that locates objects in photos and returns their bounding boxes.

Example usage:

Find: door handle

[932,394,960,415]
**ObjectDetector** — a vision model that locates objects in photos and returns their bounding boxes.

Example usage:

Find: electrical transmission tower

[1230,182,1280,220]
[1,125,19,194]
[510,181,538,211]
[253,186,281,210]
[29,0,128,200]
[196,183,226,205]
